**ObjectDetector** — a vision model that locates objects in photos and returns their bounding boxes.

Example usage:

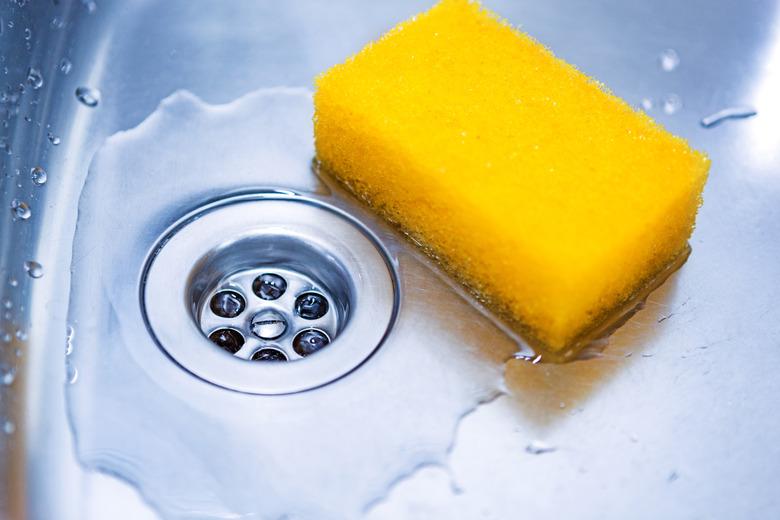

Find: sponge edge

[314,0,710,360]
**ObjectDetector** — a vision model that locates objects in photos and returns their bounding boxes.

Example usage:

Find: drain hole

[191,234,347,363]
[209,290,246,318]
[251,348,288,362]
[295,292,330,320]
[209,328,245,354]
[293,328,331,357]
[252,273,287,301]
[250,310,288,340]
[143,195,398,394]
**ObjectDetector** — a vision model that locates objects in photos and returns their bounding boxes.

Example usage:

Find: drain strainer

[141,192,398,394]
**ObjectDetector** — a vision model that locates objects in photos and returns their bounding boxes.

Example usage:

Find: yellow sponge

[313,0,709,360]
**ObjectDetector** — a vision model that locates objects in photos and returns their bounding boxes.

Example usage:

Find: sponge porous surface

[314,0,709,357]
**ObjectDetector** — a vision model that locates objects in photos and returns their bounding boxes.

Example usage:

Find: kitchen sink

[1,1,779,519]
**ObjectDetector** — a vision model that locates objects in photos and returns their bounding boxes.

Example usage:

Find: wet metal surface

[2,0,780,518]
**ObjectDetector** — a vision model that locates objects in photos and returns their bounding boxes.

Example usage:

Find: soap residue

[66,88,513,519]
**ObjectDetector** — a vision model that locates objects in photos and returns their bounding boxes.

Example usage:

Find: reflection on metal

[142,193,398,394]
[2,0,780,518]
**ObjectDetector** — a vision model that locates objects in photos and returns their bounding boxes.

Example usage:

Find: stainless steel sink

[2,1,779,519]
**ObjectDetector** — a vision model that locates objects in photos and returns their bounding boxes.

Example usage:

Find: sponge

[313,0,709,360]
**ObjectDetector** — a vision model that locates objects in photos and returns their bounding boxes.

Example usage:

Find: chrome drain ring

[140,192,398,395]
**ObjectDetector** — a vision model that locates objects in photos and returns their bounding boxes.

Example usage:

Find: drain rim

[140,191,399,395]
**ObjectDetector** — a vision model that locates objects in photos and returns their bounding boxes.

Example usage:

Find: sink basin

[2,0,779,519]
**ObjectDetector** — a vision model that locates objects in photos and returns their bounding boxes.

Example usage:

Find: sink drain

[141,192,398,394]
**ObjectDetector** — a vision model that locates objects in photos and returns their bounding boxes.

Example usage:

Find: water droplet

[59,58,72,75]
[250,310,287,340]
[1,366,16,385]
[640,98,653,111]
[668,470,679,482]
[82,0,97,13]
[66,362,78,384]
[700,106,757,128]
[23,27,31,40]
[525,440,557,455]
[2,299,11,309]
[658,49,680,72]
[75,86,100,107]
[662,93,683,115]
[30,166,47,185]
[26,67,43,89]
[3,420,15,435]
[15,329,27,341]
[24,260,43,279]
[47,132,61,145]
[10,199,32,220]
[1,332,11,344]
[65,325,75,355]
[7,20,14,29]
[8,277,18,287]
[50,16,64,29]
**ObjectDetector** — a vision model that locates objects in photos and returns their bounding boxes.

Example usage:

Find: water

[208,328,244,353]
[59,58,72,75]
[2,420,14,435]
[66,88,512,520]
[66,363,79,384]
[662,93,683,115]
[65,325,75,355]
[640,98,653,111]
[700,106,757,128]
[75,86,100,107]
[293,327,330,356]
[525,440,557,455]
[47,132,61,145]
[31,166,47,185]
[295,292,329,319]
[10,198,31,220]
[253,272,287,300]
[26,67,43,89]
[24,260,43,279]
[658,49,680,71]
[251,348,287,361]
[1,365,16,386]
[209,290,244,318]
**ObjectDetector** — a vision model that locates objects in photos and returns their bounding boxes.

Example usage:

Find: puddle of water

[67,88,512,519]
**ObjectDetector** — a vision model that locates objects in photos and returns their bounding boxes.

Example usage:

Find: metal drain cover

[141,192,398,394]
